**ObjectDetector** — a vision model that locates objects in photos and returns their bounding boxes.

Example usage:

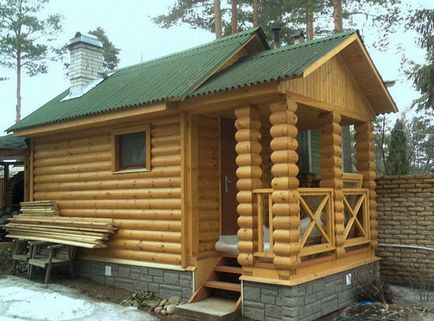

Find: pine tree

[88,27,121,72]
[0,0,62,122]
[385,119,410,175]
[406,9,434,110]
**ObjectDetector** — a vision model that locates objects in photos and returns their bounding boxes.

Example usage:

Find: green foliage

[153,0,404,47]
[0,0,63,76]
[58,27,121,74]
[153,1,216,33]
[407,114,434,173]
[385,119,410,175]
[374,114,434,175]
[342,0,404,49]
[89,27,121,71]
[153,0,330,44]
[0,0,62,121]
[406,9,434,110]
[373,115,391,176]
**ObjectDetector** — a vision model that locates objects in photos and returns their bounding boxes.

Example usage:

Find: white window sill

[112,168,150,175]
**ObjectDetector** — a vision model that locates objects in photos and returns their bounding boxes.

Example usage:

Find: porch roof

[192,30,397,115]
[191,30,356,96]
[0,135,27,150]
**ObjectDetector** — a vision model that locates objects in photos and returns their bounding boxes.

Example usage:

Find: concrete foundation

[74,259,193,301]
[242,261,380,321]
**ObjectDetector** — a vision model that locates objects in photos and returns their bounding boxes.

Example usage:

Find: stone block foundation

[74,259,193,301]
[243,262,379,321]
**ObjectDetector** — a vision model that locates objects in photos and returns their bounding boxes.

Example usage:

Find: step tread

[218,252,238,258]
[205,281,241,292]
[214,265,242,274]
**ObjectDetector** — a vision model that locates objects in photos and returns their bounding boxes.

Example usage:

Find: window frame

[111,125,151,174]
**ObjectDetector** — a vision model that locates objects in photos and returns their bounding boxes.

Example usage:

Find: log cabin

[8,28,397,321]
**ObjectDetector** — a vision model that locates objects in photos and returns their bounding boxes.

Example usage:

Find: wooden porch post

[234,105,262,267]
[319,112,345,258]
[3,164,9,208]
[354,122,377,253]
[269,97,300,278]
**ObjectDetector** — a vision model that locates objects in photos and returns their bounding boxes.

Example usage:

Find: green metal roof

[8,28,357,132]
[192,30,357,97]
[9,27,264,132]
[0,135,27,149]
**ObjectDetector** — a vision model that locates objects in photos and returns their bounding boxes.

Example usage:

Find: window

[112,126,151,172]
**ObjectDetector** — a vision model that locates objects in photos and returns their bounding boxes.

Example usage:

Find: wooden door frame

[219,115,240,236]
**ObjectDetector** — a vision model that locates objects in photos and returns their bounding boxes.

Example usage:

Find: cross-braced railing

[251,187,371,261]
[342,188,370,248]
[298,188,335,257]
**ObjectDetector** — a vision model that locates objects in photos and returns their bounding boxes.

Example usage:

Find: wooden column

[269,98,300,277]
[354,122,377,253]
[3,164,9,208]
[319,112,345,257]
[234,106,262,267]
[180,112,190,267]
[24,149,30,202]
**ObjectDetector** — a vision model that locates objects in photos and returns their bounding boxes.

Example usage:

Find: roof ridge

[241,29,357,61]
[116,27,261,73]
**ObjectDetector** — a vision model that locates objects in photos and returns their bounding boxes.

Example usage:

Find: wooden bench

[11,239,30,274]
[28,243,76,283]
[11,240,50,274]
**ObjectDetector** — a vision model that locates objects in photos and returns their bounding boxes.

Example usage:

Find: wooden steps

[178,252,242,321]
[214,265,242,274]
[204,280,241,292]
[188,252,242,304]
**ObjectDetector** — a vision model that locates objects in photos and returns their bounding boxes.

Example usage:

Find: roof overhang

[12,103,171,137]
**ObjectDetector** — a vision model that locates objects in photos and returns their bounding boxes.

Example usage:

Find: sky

[0,0,433,134]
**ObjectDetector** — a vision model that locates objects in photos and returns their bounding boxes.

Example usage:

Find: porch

[186,93,378,287]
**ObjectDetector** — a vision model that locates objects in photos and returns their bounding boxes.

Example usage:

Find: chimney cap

[69,32,103,49]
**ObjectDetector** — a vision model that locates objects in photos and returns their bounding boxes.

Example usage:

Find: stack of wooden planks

[4,215,117,248]
[20,201,59,216]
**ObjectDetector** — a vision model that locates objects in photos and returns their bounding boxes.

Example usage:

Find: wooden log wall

[195,116,220,254]
[319,112,345,257]
[32,115,183,265]
[354,122,377,252]
[269,99,300,277]
[235,106,262,267]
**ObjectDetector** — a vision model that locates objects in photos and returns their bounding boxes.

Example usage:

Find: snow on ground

[0,276,155,321]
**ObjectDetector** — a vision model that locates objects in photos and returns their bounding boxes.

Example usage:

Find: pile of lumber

[20,201,59,216]
[4,215,117,249]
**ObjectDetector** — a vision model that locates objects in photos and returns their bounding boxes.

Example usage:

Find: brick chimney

[68,32,104,88]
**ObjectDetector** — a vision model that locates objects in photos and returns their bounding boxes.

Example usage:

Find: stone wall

[243,262,379,321]
[75,260,193,301]
[376,174,434,286]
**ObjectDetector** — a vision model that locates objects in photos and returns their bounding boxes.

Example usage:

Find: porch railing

[298,188,335,257]
[342,188,370,248]
[252,187,371,259]
[253,188,274,257]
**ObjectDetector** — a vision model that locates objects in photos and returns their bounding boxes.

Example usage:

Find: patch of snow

[0,276,154,321]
